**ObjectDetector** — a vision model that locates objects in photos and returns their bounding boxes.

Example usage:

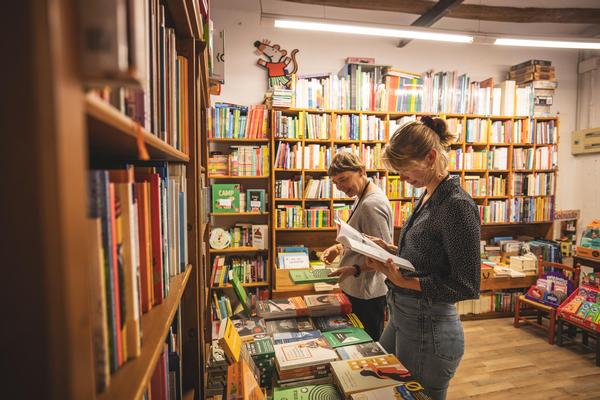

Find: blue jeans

[380,291,464,400]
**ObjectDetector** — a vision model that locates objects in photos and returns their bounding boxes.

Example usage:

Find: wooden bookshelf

[97,267,192,400]
[207,175,269,179]
[210,212,268,216]
[85,94,190,162]
[7,1,211,398]
[209,247,267,254]
[270,107,559,290]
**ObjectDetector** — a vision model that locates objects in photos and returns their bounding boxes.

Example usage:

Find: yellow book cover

[226,358,265,400]
[218,318,243,364]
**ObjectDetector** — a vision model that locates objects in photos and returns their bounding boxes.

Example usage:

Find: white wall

[212,0,599,229]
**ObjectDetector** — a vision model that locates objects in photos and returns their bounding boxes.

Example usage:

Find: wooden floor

[448,318,600,400]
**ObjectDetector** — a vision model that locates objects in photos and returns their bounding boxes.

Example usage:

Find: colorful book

[312,314,364,332]
[273,330,323,345]
[212,183,240,213]
[336,342,387,360]
[289,268,337,284]
[331,354,411,397]
[350,383,432,400]
[246,189,266,213]
[256,297,309,319]
[266,317,315,335]
[245,337,275,360]
[217,318,243,365]
[231,316,267,341]
[304,293,352,317]
[274,338,339,371]
[273,384,342,400]
[231,275,252,316]
[322,327,372,348]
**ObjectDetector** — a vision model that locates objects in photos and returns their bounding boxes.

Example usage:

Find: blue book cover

[273,330,322,344]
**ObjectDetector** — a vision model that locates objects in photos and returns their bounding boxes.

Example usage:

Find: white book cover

[335,218,414,272]
[274,338,338,370]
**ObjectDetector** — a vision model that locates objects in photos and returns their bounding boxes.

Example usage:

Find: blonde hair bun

[420,116,457,147]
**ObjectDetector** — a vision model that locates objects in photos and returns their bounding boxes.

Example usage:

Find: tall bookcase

[270,108,558,290]
[3,1,210,399]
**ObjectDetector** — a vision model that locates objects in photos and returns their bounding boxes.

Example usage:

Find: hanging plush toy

[253,39,299,89]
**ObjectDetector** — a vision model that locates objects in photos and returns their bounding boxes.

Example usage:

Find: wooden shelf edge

[211,282,270,289]
[165,0,193,38]
[97,266,192,400]
[208,247,267,253]
[85,93,189,162]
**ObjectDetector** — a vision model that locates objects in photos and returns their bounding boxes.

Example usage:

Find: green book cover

[273,384,341,400]
[322,327,373,348]
[245,337,275,360]
[231,276,251,316]
[289,268,337,284]
[212,183,240,213]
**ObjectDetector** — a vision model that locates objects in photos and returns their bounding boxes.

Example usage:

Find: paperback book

[331,354,412,397]
[322,327,373,348]
[273,330,323,344]
[304,293,353,317]
[336,342,387,360]
[231,316,268,341]
[289,268,338,284]
[273,384,342,400]
[246,337,275,360]
[266,317,315,335]
[274,338,339,371]
[256,297,309,319]
[312,313,364,332]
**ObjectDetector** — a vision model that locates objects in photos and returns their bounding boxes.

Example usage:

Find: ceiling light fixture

[274,19,473,44]
[494,38,600,50]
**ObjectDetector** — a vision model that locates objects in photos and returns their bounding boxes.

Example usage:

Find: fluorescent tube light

[274,19,473,44]
[495,38,600,50]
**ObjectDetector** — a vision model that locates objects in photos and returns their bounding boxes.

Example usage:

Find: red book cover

[109,184,123,366]
[337,292,353,315]
[150,346,168,400]
[135,182,153,313]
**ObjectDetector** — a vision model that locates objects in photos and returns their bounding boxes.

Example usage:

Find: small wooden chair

[514,256,580,345]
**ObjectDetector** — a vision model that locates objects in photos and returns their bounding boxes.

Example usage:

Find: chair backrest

[537,255,581,287]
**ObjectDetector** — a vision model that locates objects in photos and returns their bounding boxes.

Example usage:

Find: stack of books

[509,60,557,117]
[274,338,339,386]
[256,297,309,319]
[206,342,228,396]
[246,338,276,388]
[271,88,294,108]
[304,293,353,317]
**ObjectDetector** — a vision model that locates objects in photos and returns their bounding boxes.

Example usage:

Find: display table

[573,255,600,271]
[273,270,537,299]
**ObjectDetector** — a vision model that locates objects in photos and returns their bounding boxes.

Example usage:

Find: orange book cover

[108,184,123,366]
[135,182,153,313]
[226,358,265,400]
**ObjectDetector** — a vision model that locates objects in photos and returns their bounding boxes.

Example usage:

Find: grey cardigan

[338,185,393,299]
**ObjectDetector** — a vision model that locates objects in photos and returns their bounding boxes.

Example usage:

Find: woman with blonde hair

[352,116,480,400]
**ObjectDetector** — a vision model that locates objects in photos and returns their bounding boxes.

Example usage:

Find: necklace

[347,178,371,223]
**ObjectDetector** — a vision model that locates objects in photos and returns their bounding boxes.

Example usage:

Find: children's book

[274,338,339,371]
[312,313,364,332]
[322,327,372,348]
[247,189,266,212]
[289,268,338,284]
[273,384,342,400]
[330,354,411,397]
[217,318,243,365]
[336,342,387,360]
[212,183,240,213]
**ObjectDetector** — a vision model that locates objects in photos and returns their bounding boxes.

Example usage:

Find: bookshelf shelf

[210,282,270,289]
[275,227,337,231]
[210,212,268,216]
[513,143,535,147]
[274,168,303,172]
[208,138,270,143]
[85,94,189,162]
[98,267,192,400]
[165,0,193,38]
[489,170,510,173]
[208,247,267,254]
[275,198,303,202]
[304,198,331,201]
[207,175,270,179]
[480,275,537,291]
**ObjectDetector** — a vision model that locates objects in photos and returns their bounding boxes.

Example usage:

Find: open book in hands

[334,217,415,272]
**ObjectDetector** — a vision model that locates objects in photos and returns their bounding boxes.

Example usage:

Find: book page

[334,218,415,272]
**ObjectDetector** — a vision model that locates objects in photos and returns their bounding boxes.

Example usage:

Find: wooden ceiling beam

[397,0,464,48]
[281,0,600,24]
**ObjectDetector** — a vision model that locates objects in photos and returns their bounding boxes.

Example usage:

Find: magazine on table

[334,217,415,272]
